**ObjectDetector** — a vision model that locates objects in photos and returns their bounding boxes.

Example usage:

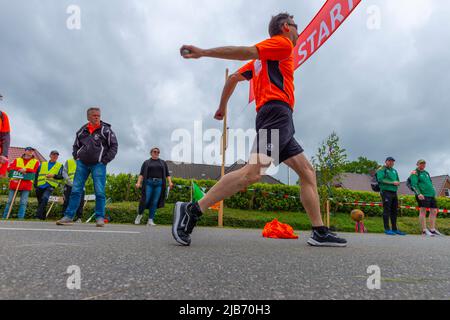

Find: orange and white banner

[340,201,450,214]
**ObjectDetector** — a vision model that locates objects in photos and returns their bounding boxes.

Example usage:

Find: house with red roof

[8,147,47,163]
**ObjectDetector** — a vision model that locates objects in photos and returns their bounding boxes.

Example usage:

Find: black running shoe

[307,228,348,247]
[172,202,202,246]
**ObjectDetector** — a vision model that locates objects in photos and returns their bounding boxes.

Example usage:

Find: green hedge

[1,175,449,219]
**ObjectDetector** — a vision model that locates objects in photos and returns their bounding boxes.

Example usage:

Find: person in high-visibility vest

[61,158,85,223]
[35,150,64,220]
[2,147,40,219]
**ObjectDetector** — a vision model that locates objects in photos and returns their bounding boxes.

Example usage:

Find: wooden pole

[46,201,55,218]
[326,200,331,228]
[86,212,95,223]
[219,68,229,228]
[6,180,22,220]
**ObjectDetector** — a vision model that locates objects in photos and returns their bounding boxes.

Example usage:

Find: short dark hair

[269,13,294,37]
[87,107,101,117]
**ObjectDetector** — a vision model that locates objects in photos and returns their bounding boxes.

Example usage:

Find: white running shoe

[148,219,156,226]
[96,218,105,228]
[430,229,444,237]
[423,229,434,237]
[134,215,143,225]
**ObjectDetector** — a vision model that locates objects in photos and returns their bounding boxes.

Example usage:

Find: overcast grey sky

[1,0,449,183]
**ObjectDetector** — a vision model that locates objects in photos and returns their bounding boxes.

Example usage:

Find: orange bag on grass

[262,219,299,240]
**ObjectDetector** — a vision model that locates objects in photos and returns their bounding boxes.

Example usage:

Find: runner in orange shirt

[0,94,11,177]
[173,13,347,248]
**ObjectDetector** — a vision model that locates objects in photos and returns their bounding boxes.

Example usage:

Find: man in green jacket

[377,157,406,236]
[409,160,442,237]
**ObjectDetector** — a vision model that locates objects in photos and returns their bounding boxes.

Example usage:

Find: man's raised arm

[181,45,259,61]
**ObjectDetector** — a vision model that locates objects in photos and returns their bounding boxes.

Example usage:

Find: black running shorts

[252,100,304,165]
[415,196,438,209]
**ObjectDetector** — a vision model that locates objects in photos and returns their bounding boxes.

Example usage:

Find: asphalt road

[0,221,449,300]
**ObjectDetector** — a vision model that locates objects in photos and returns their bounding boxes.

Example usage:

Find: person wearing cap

[0,96,11,177]
[57,107,118,227]
[61,158,85,223]
[2,147,40,219]
[35,150,64,220]
[376,157,406,236]
[409,160,443,237]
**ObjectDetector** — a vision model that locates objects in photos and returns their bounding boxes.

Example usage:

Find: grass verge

[2,200,449,236]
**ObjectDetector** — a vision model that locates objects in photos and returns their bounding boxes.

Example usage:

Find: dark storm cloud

[0,0,449,182]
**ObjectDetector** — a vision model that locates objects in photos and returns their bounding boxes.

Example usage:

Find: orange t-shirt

[87,122,101,134]
[0,111,11,157]
[0,111,11,133]
[238,35,295,112]
[0,159,7,176]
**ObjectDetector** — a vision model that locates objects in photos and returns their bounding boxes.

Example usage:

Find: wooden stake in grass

[326,200,331,228]
[6,179,22,220]
[46,199,56,219]
[219,68,229,228]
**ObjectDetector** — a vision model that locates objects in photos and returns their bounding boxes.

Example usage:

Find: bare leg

[284,153,324,227]
[419,209,427,231]
[429,209,438,231]
[198,154,271,213]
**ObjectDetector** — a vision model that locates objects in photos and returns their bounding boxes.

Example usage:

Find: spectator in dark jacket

[134,147,173,226]
[57,107,118,227]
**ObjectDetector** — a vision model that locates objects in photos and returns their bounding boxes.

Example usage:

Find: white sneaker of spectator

[148,219,156,226]
[134,215,143,225]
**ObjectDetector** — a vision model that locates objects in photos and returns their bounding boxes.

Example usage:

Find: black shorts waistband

[258,100,292,112]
